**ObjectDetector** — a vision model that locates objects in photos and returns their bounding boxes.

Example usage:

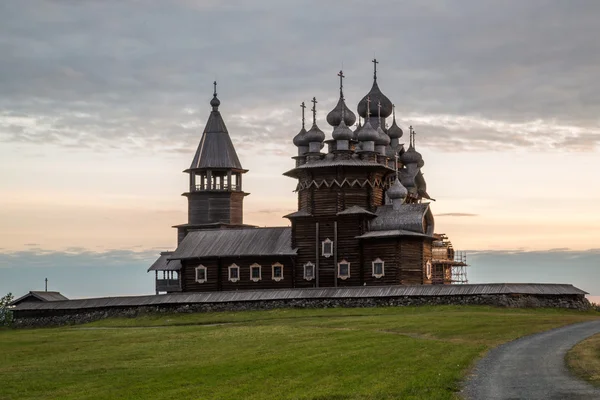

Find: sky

[1,0,599,299]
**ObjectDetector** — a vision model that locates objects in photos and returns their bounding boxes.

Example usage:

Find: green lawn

[566,332,600,387]
[1,306,598,400]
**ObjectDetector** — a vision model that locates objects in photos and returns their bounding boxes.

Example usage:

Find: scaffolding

[432,233,469,284]
[451,250,469,284]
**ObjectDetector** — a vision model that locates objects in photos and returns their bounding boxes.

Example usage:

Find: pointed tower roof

[188,82,243,171]
[326,70,356,127]
[357,59,393,119]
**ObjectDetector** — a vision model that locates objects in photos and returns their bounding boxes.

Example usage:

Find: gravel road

[462,320,600,400]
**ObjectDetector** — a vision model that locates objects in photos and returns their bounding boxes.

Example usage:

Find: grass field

[567,332,600,387]
[1,306,598,400]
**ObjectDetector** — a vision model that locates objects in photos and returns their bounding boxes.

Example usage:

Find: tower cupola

[178,81,249,243]
[388,104,404,148]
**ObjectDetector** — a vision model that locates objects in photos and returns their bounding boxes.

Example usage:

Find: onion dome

[388,104,403,139]
[327,71,357,127]
[305,97,325,143]
[305,123,325,143]
[375,125,390,146]
[210,81,220,110]
[357,119,378,142]
[357,59,393,119]
[327,97,357,127]
[332,119,354,141]
[388,178,408,201]
[400,126,423,166]
[400,146,422,165]
[293,127,309,147]
[293,101,309,147]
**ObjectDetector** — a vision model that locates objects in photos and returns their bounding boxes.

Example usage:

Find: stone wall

[12,294,591,328]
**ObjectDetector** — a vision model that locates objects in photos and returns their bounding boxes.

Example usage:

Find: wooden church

[148,61,466,293]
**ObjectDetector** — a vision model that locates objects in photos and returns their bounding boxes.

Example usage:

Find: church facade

[148,62,465,294]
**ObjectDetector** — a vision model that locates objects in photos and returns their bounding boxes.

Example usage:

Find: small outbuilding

[9,291,68,307]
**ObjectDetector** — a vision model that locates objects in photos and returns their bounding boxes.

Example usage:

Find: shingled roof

[188,92,243,171]
[169,227,297,259]
[369,203,433,235]
[147,252,182,272]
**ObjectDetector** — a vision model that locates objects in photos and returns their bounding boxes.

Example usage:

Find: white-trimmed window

[272,262,284,282]
[195,265,207,283]
[303,262,315,281]
[426,260,432,280]
[322,238,333,258]
[228,263,240,282]
[250,263,262,282]
[337,259,350,280]
[372,258,385,278]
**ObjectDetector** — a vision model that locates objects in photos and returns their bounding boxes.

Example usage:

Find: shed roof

[147,252,182,272]
[170,227,297,259]
[11,284,588,312]
[9,291,68,306]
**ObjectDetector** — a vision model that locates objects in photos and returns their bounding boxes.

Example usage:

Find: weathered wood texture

[399,238,426,285]
[361,238,401,286]
[185,191,245,225]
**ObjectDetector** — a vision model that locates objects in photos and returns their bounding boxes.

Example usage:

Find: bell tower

[176,82,249,244]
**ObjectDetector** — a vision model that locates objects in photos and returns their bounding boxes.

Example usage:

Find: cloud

[0,0,599,155]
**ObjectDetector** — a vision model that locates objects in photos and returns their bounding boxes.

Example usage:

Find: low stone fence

[12,293,591,328]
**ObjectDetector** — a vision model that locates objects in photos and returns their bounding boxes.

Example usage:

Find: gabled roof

[188,110,243,170]
[147,252,182,272]
[9,291,68,306]
[169,227,297,259]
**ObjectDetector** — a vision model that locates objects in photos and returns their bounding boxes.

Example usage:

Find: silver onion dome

[357,120,378,142]
[332,119,354,141]
[387,178,408,200]
[327,97,357,127]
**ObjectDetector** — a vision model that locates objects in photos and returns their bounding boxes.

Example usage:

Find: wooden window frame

[426,260,432,280]
[195,265,207,284]
[272,262,284,282]
[337,259,350,280]
[372,258,385,279]
[303,262,315,281]
[250,263,262,282]
[321,238,333,258]
[228,263,240,283]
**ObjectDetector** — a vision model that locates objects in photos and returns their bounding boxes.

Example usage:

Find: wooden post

[227,171,232,190]
[155,271,158,295]
[315,222,319,288]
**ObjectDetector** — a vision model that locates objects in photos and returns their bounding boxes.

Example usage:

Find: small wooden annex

[148,63,466,294]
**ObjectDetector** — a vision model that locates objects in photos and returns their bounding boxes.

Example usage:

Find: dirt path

[462,320,600,400]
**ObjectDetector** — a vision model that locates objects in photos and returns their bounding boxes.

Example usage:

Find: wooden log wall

[291,218,318,289]
[399,238,426,285]
[182,256,295,292]
[360,238,401,286]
